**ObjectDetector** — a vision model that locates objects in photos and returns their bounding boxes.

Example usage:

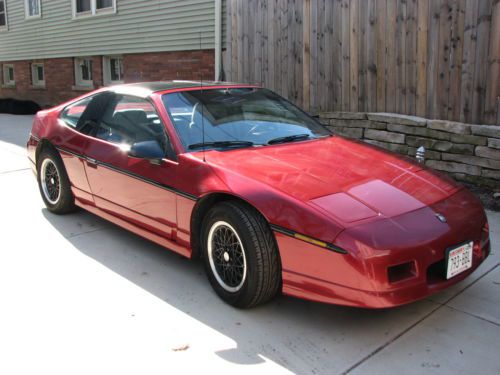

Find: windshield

[162,88,331,151]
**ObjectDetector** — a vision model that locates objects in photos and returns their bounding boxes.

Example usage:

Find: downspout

[214,0,222,81]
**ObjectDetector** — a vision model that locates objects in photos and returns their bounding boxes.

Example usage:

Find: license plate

[446,241,473,279]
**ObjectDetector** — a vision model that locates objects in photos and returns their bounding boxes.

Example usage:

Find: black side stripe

[54,145,346,254]
[270,224,348,254]
[55,146,197,201]
[270,224,296,237]
[56,146,81,158]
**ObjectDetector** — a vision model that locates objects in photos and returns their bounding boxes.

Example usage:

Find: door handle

[86,157,98,168]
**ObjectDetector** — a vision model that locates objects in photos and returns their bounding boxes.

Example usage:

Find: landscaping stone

[441,153,500,170]
[451,173,467,182]
[406,136,450,151]
[425,160,482,176]
[365,129,405,144]
[450,133,487,146]
[408,147,441,160]
[363,139,409,154]
[449,143,475,155]
[366,112,427,126]
[482,169,500,180]
[488,138,500,149]
[368,121,387,130]
[470,125,500,138]
[427,120,472,135]
[450,173,499,188]
[319,112,367,120]
[406,136,474,154]
[329,119,386,129]
[475,146,500,161]
[406,136,439,149]
[329,126,363,139]
[387,124,450,140]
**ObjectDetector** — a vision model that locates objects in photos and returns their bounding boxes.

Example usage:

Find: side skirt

[75,199,192,259]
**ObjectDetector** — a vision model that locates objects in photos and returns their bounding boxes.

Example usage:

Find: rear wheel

[201,201,281,308]
[37,148,76,214]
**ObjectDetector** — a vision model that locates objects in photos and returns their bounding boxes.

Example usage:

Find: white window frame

[31,63,45,88]
[0,0,8,31]
[74,57,94,88]
[25,0,41,19]
[103,55,124,86]
[72,0,116,19]
[2,64,15,86]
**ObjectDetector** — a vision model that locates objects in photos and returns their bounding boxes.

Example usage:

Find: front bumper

[278,188,490,308]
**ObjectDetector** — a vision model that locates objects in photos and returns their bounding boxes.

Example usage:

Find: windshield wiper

[188,141,255,150]
[267,134,311,145]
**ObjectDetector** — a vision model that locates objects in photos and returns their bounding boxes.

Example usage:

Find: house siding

[0,0,216,61]
[221,0,226,46]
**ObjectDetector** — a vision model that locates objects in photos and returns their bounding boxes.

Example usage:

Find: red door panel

[53,119,93,202]
[83,137,177,239]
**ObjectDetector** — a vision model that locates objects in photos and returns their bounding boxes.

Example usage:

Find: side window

[60,92,114,134]
[60,96,93,128]
[96,95,175,159]
[76,92,115,135]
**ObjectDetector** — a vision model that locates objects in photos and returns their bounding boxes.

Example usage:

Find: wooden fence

[223,0,500,125]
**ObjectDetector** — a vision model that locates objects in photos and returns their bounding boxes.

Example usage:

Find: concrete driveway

[0,114,499,375]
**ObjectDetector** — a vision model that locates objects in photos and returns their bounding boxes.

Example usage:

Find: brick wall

[320,112,500,188]
[0,50,215,107]
[125,50,214,83]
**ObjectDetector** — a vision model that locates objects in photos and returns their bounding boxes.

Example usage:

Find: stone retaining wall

[319,112,500,188]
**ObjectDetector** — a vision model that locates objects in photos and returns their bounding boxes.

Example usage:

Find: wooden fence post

[303,0,311,112]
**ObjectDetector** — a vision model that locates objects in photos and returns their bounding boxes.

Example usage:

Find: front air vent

[388,261,417,283]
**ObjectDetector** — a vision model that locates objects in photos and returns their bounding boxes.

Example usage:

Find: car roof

[110,80,252,98]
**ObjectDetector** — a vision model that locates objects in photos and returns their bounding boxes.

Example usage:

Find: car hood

[202,136,461,225]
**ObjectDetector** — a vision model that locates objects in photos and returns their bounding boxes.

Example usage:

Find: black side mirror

[128,140,165,164]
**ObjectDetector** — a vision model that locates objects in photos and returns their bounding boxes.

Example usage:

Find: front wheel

[201,201,281,308]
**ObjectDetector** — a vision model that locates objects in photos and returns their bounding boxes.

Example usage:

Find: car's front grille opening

[426,259,446,284]
[388,261,417,283]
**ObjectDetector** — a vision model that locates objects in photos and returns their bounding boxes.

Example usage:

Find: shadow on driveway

[41,207,441,374]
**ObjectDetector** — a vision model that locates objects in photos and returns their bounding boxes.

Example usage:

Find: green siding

[0,0,216,61]
[221,0,226,46]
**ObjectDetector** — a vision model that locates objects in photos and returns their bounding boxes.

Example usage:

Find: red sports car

[27,81,490,308]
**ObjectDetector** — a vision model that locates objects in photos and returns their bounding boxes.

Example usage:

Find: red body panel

[27,83,490,308]
[83,137,177,239]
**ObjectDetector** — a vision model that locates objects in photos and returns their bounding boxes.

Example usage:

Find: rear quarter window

[60,97,93,128]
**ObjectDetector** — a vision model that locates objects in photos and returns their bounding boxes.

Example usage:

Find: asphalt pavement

[0,114,498,375]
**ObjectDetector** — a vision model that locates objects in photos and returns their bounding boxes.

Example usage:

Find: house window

[97,0,114,10]
[2,64,14,86]
[0,0,8,30]
[103,56,124,85]
[76,0,91,14]
[72,0,116,18]
[25,0,41,19]
[74,57,93,87]
[31,63,45,87]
